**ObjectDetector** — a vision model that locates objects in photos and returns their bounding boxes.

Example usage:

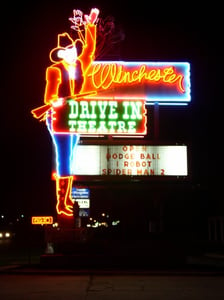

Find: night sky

[1,1,221,217]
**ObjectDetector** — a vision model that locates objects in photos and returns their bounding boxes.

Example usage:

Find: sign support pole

[154,102,160,140]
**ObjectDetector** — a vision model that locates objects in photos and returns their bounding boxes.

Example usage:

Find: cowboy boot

[55,176,74,216]
[65,176,75,208]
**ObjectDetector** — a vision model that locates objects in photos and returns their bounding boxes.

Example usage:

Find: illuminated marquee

[70,145,188,176]
[51,98,146,135]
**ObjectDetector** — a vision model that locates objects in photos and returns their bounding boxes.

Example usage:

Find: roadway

[0,272,224,299]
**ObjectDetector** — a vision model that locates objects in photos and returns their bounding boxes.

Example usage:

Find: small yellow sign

[31,216,53,225]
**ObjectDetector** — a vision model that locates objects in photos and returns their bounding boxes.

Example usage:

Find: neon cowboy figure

[32,8,99,216]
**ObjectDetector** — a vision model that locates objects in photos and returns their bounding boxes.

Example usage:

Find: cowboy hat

[49,32,83,63]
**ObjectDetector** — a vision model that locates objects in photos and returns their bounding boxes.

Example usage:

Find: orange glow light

[55,175,74,217]
[85,63,185,92]
[44,23,97,105]
[32,216,53,225]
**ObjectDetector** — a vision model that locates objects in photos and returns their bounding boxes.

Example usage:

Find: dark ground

[1,225,224,274]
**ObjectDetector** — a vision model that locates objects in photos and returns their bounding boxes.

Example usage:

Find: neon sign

[51,98,146,135]
[32,216,53,225]
[89,64,184,90]
[83,62,190,104]
[30,7,191,218]
[32,61,190,121]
